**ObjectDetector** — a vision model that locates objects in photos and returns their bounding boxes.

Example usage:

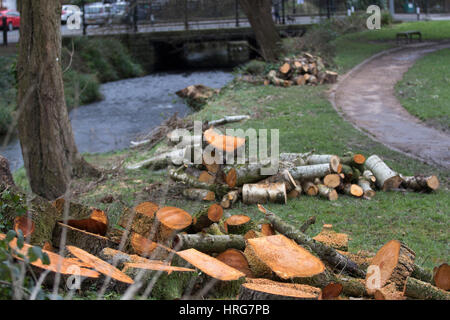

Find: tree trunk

[239,0,282,61]
[17,1,99,200]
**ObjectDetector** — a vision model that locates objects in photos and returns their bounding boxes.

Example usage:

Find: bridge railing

[78,0,352,35]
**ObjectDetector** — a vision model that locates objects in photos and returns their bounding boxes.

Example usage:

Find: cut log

[14,216,35,238]
[267,70,291,87]
[302,181,319,196]
[337,275,368,297]
[244,234,333,287]
[403,277,450,300]
[362,170,376,183]
[259,205,365,278]
[433,263,450,291]
[324,71,338,84]
[176,84,218,110]
[203,127,246,155]
[316,184,339,201]
[169,168,230,196]
[319,282,343,300]
[365,155,402,191]
[357,177,376,198]
[216,249,253,278]
[279,63,291,75]
[294,75,306,86]
[261,223,276,236]
[313,224,349,252]
[220,190,239,209]
[306,155,341,173]
[242,183,287,205]
[225,215,254,235]
[289,163,334,181]
[183,188,216,202]
[343,183,364,197]
[222,163,270,188]
[66,245,134,285]
[365,240,416,295]
[411,264,433,284]
[198,171,216,184]
[128,201,159,236]
[340,165,360,183]
[244,230,263,240]
[176,248,245,281]
[191,204,223,232]
[258,169,297,193]
[323,174,341,188]
[341,153,366,172]
[129,232,158,257]
[374,282,405,300]
[299,216,316,233]
[52,222,117,256]
[155,207,193,244]
[207,115,251,127]
[400,175,440,192]
[125,147,191,170]
[239,278,320,300]
[1,234,100,278]
[99,247,159,270]
[1,186,61,247]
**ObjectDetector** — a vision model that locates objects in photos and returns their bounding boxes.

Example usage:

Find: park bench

[396,30,422,44]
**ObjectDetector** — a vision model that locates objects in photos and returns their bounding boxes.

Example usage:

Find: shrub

[241,60,266,75]
[63,70,103,110]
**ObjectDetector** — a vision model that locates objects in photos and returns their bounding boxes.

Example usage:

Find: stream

[0,70,234,172]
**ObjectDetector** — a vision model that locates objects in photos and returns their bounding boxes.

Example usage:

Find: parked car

[111,1,129,24]
[84,2,112,26]
[61,5,83,25]
[0,10,20,31]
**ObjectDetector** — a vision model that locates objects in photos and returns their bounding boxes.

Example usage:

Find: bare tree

[16,1,99,200]
[239,0,282,61]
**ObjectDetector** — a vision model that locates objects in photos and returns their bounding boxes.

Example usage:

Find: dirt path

[331,42,450,169]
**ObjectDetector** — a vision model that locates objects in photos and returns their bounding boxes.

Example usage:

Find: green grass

[344,20,450,42]
[395,48,450,131]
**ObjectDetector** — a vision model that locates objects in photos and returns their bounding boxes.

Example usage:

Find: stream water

[0,70,234,172]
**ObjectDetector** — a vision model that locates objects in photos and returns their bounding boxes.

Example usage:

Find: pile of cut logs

[126,123,440,207]
[1,119,446,300]
[4,199,449,300]
[266,53,338,87]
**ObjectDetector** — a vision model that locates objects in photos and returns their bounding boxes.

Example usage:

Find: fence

[73,0,351,35]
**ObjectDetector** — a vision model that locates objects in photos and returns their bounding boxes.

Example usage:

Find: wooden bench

[396,31,422,44]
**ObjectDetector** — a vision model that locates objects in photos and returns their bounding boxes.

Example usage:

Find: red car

[0,10,20,31]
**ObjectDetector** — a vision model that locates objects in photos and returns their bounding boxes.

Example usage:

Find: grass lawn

[12,21,450,299]
[395,48,450,132]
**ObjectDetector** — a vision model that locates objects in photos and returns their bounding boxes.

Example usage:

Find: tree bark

[173,234,246,253]
[239,0,282,61]
[403,277,450,300]
[17,1,99,200]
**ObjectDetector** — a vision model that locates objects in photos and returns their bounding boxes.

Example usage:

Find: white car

[61,5,83,25]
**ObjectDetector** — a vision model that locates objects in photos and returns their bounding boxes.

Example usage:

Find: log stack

[266,53,338,87]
